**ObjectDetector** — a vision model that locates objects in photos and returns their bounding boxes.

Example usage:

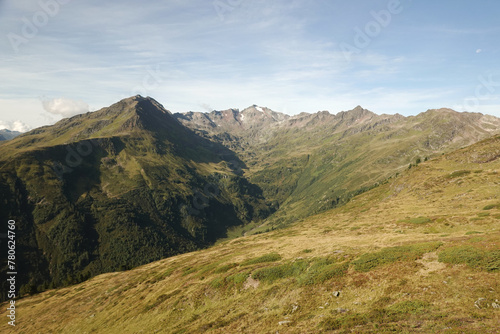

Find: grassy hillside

[10,135,500,333]
[0,96,272,299]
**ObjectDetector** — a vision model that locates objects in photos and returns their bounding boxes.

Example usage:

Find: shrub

[353,242,442,272]
[312,262,349,283]
[225,272,249,286]
[483,203,500,210]
[398,216,432,224]
[252,260,308,283]
[438,246,500,272]
[465,231,483,235]
[214,263,238,274]
[447,170,471,179]
[241,253,282,266]
[389,300,429,314]
[209,272,250,290]
[209,277,225,289]
[319,306,415,331]
[298,257,349,285]
[320,313,368,330]
[182,266,198,276]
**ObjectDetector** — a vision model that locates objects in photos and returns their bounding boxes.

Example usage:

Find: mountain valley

[0,96,499,333]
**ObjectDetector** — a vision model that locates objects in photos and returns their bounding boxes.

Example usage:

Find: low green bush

[398,216,432,224]
[241,253,282,266]
[209,271,250,290]
[352,242,442,272]
[447,170,471,179]
[225,272,249,286]
[298,257,349,285]
[209,277,225,289]
[438,246,500,272]
[320,313,368,331]
[214,263,238,274]
[483,203,500,210]
[252,260,308,283]
[319,302,429,331]
[465,231,483,235]
[389,300,429,314]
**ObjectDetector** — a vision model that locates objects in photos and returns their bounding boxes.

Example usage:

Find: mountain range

[0,95,499,302]
[175,104,500,227]
[0,129,22,141]
[10,118,500,333]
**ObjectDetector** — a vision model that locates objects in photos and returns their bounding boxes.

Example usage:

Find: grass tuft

[252,260,309,283]
[240,253,282,266]
[447,170,471,178]
[483,203,500,210]
[352,242,442,272]
[398,216,432,224]
[438,246,500,272]
[214,263,238,274]
[298,257,349,285]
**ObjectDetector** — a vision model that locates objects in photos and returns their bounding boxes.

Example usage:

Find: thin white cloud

[1,0,500,126]
[41,97,89,117]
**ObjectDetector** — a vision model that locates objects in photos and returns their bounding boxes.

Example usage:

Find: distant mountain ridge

[0,128,22,141]
[175,105,500,227]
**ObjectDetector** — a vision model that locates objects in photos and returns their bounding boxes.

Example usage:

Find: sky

[1,0,500,131]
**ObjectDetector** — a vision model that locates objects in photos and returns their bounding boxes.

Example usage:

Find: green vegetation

[252,260,309,283]
[438,246,500,272]
[446,170,471,178]
[0,96,273,301]
[389,300,430,314]
[5,133,500,333]
[320,300,431,331]
[353,242,442,272]
[398,216,432,224]
[240,253,282,266]
[483,203,500,210]
[213,263,238,274]
[209,271,250,290]
[465,231,483,235]
[297,260,349,285]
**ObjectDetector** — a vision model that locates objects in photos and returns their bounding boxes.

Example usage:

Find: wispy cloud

[41,97,89,117]
[1,0,500,129]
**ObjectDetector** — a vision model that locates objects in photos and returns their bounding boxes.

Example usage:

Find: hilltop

[11,134,500,333]
[0,96,271,298]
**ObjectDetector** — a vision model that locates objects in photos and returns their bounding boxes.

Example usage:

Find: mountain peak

[335,106,376,124]
[109,95,171,116]
[1,96,181,150]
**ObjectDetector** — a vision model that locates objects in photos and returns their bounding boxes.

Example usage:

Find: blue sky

[1,0,500,131]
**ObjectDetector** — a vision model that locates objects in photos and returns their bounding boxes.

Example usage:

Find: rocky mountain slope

[0,96,272,298]
[11,134,500,333]
[175,105,500,227]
